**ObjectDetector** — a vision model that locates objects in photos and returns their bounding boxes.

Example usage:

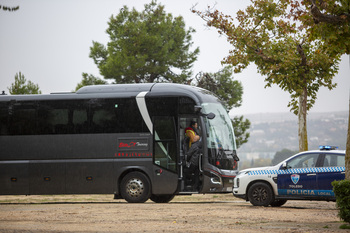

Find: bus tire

[120,172,151,203]
[150,194,175,203]
[247,182,274,207]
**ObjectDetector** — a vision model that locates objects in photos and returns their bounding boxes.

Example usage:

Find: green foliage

[332,179,350,224]
[231,116,251,149]
[8,72,41,95]
[340,224,350,229]
[90,0,199,84]
[193,0,341,115]
[75,73,108,91]
[290,0,350,55]
[193,0,342,152]
[272,148,298,165]
[0,5,20,12]
[193,66,250,149]
[194,66,243,110]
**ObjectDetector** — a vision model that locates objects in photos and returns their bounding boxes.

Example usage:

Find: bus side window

[0,102,9,135]
[10,102,37,135]
[154,117,177,172]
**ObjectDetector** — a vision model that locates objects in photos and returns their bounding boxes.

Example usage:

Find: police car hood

[240,165,279,173]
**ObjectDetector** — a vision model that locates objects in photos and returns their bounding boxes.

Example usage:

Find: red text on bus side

[119,142,137,148]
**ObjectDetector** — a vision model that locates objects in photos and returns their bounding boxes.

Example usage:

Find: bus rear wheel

[120,172,151,203]
[150,194,175,203]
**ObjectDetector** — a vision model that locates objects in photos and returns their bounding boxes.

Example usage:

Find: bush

[332,179,350,224]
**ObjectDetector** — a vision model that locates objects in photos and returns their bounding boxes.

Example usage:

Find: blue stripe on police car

[278,189,334,196]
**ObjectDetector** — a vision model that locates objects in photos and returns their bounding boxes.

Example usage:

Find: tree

[272,148,298,165]
[89,0,199,84]
[75,73,108,91]
[289,0,350,179]
[231,115,251,149]
[0,5,19,12]
[347,99,350,180]
[194,67,250,149]
[193,0,341,152]
[194,66,243,110]
[8,72,41,95]
[290,0,350,55]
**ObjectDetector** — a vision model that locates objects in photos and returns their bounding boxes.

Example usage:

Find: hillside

[233,111,348,168]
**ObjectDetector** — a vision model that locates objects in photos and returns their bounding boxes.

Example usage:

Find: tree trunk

[298,88,308,152]
[346,98,350,180]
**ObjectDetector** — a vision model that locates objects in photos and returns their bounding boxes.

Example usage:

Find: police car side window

[287,153,319,169]
[324,154,345,167]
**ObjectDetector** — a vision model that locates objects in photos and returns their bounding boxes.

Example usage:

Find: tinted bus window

[0,102,9,135]
[4,98,148,136]
[38,100,88,134]
[179,97,196,114]
[146,97,177,117]
[10,102,37,135]
[90,98,147,133]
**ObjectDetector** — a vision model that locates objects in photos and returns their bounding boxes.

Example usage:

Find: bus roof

[76,83,155,94]
[0,83,219,104]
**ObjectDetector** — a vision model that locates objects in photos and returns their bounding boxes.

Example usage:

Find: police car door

[277,153,320,197]
[316,153,345,196]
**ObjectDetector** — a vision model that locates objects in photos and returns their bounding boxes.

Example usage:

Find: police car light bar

[319,145,338,150]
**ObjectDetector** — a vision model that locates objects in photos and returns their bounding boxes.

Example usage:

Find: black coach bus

[0,83,239,203]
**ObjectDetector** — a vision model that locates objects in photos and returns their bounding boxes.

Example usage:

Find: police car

[233,146,345,207]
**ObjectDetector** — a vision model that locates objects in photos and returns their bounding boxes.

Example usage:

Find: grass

[340,224,350,229]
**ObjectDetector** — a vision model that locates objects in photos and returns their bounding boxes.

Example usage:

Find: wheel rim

[126,178,144,197]
[252,187,268,203]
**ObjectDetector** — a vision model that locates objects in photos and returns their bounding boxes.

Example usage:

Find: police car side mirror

[281,162,288,169]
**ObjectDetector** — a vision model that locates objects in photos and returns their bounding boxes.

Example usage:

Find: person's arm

[187,130,200,143]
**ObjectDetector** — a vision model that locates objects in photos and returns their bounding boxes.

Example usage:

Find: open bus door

[179,117,203,193]
[151,116,178,199]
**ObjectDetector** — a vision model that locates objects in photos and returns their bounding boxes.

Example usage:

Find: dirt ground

[0,194,347,233]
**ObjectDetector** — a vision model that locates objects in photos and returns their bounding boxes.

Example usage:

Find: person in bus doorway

[184,120,201,190]
[185,120,200,148]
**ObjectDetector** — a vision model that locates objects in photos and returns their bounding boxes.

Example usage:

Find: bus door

[179,117,202,192]
[152,116,178,195]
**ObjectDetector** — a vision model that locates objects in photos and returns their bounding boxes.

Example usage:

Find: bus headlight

[210,173,222,185]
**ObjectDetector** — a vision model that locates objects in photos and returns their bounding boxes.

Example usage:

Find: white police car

[233,146,345,207]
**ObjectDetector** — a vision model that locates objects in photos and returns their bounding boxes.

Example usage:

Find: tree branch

[310,0,350,24]
[297,43,307,67]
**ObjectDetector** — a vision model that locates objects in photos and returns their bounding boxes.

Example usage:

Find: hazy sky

[1,0,349,116]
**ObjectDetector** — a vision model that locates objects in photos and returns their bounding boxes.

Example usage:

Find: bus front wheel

[150,194,175,203]
[120,172,151,203]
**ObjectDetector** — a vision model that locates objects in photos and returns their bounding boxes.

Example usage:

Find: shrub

[332,179,350,224]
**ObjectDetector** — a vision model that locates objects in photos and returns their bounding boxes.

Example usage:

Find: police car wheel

[270,199,287,207]
[247,182,274,207]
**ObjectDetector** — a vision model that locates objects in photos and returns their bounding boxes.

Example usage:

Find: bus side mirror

[194,105,215,119]
[206,112,215,119]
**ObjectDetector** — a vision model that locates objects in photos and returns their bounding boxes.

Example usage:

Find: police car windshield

[202,103,236,151]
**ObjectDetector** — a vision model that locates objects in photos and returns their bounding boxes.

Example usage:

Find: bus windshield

[202,103,237,170]
[202,103,236,151]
